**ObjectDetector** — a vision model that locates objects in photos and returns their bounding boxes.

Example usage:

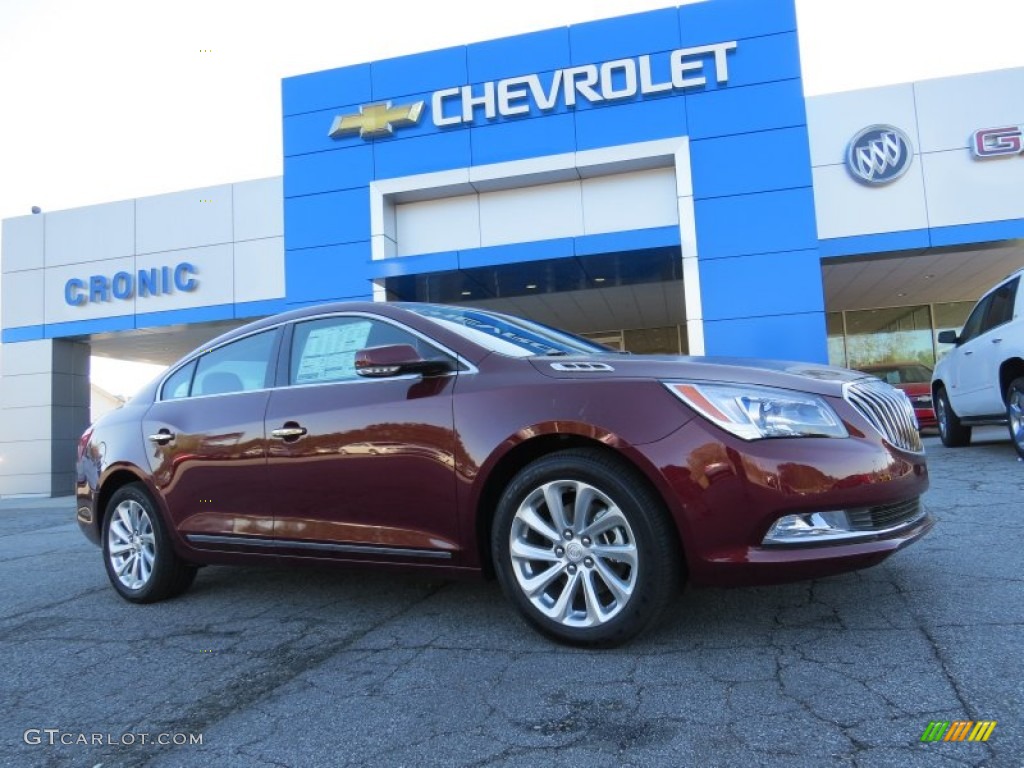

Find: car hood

[529,354,870,397]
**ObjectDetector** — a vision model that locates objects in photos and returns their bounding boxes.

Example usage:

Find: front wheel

[102,483,197,603]
[1007,377,1024,459]
[492,449,682,647]
[936,386,971,447]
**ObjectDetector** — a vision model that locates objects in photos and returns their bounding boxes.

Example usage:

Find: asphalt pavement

[1,427,1021,768]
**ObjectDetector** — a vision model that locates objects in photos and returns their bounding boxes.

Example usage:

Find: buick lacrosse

[77,302,932,646]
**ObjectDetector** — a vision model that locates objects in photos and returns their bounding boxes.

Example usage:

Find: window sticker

[295,321,372,383]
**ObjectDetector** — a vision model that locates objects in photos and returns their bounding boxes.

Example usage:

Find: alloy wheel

[107,499,157,590]
[509,480,638,628]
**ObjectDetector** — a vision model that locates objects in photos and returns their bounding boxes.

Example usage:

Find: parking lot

[1,429,1020,768]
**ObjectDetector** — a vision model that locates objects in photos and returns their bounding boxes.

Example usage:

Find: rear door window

[981,277,1019,333]
[958,295,992,345]
[161,361,196,400]
[193,330,278,396]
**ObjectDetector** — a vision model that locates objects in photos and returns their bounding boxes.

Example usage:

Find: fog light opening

[763,511,854,545]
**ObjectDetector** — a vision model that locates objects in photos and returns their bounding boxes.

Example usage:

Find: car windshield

[403,304,614,358]
[864,364,932,385]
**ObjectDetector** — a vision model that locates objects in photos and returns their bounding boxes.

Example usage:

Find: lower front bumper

[688,512,935,587]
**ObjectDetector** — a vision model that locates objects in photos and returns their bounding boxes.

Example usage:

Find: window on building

[844,305,934,368]
[826,312,846,367]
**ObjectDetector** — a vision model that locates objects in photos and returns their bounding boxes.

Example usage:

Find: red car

[858,363,937,430]
[76,303,932,646]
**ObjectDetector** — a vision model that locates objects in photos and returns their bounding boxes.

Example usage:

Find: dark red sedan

[858,363,937,430]
[76,303,932,646]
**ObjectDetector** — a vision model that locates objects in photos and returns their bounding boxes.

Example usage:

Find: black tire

[492,448,682,647]
[935,385,971,448]
[102,483,197,603]
[1007,377,1024,459]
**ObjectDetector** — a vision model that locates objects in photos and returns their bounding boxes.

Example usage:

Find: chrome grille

[847,498,923,532]
[845,379,924,452]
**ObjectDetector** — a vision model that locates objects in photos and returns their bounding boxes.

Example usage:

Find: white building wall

[0,177,285,496]
[394,167,679,257]
[807,67,1024,241]
[2,177,286,337]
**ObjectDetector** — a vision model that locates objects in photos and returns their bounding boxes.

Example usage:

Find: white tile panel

[674,140,693,198]
[677,196,698,259]
[233,177,284,242]
[0,473,53,495]
[369,193,397,240]
[806,84,918,168]
[396,194,481,256]
[0,340,53,376]
[479,181,583,247]
[922,148,1024,228]
[2,270,45,329]
[469,154,578,193]
[135,244,234,312]
[376,168,473,202]
[0,373,54,408]
[914,68,1024,153]
[812,163,929,240]
[43,257,135,325]
[135,185,233,255]
[0,406,53,441]
[44,200,134,267]
[581,168,678,236]
[575,138,679,177]
[0,439,53,476]
[372,234,397,261]
[234,238,285,304]
[1,214,44,273]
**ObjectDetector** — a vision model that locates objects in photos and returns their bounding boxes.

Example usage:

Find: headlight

[909,394,932,406]
[664,382,848,440]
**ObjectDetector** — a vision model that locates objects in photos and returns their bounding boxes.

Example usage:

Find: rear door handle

[148,429,175,445]
[271,424,307,440]
[992,338,1003,344]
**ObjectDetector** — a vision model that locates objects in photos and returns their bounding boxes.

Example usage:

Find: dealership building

[1,0,1022,496]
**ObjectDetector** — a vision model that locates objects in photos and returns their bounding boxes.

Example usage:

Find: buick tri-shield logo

[846,125,914,185]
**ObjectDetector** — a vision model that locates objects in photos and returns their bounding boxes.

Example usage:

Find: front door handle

[148,429,175,445]
[992,338,1003,344]
[271,424,307,440]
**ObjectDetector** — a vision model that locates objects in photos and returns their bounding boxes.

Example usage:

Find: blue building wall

[281,0,827,362]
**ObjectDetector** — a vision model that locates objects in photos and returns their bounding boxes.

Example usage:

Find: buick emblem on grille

[846,125,914,185]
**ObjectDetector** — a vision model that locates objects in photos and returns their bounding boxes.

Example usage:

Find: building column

[0,339,90,497]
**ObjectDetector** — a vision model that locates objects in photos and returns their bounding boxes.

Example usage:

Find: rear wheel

[103,483,197,603]
[492,449,681,647]
[1007,377,1024,459]
[936,386,971,447]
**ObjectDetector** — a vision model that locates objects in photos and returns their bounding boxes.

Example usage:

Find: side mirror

[354,344,454,378]
[937,330,959,345]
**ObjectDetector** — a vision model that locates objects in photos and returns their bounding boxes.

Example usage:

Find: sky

[1,0,1023,396]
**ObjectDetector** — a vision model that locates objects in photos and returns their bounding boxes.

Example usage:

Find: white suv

[932,268,1024,457]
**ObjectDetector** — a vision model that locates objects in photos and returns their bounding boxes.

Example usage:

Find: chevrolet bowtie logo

[328,101,425,139]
